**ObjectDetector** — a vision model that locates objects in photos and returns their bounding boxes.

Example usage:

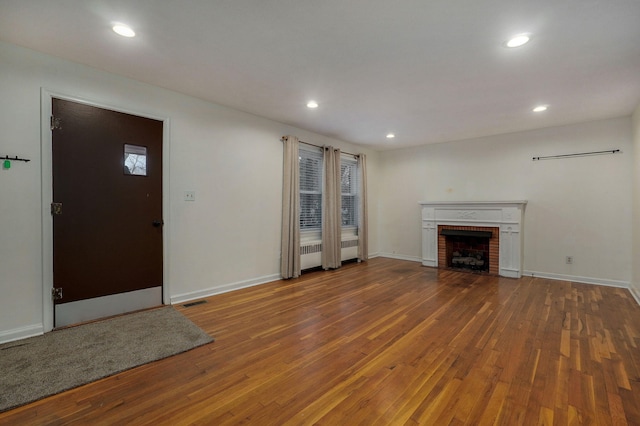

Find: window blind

[299,146,323,230]
[340,155,358,227]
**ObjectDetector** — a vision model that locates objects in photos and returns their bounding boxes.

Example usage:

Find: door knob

[152,220,164,227]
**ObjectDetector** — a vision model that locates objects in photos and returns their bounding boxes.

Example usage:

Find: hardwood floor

[2,258,640,425]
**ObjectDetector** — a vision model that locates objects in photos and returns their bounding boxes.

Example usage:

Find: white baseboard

[523,270,629,289]
[170,273,281,305]
[378,252,422,263]
[0,324,43,345]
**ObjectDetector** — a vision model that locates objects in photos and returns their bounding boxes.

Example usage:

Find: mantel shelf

[419,200,527,207]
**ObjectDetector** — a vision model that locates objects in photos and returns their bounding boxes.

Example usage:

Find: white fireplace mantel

[419,201,527,278]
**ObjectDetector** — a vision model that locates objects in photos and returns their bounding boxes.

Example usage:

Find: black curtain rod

[2,155,31,162]
[532,149,621,161]
[281,137,359,158]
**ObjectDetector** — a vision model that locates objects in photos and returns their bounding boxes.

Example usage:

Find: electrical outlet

[566,256,573,264]
[184,191,196,201]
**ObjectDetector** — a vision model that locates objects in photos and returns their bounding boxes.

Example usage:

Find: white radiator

[300,237,358,270]
[340,237,359,262]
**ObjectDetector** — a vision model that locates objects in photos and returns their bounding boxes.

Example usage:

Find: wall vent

[183,300,207,308]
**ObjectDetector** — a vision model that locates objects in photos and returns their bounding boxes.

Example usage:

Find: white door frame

[40,88,171,332]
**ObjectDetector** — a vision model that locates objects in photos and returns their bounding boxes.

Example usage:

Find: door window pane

[124,144,147,176]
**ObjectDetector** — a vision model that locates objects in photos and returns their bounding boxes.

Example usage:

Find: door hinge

[52,287,63,301]
[51,202,63,215]
[50,115,62,130]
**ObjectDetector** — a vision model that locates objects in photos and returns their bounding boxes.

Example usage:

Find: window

[299,146,360,233]
[124,144,147,176]
[299,146,323,230]
[340,155,358,228]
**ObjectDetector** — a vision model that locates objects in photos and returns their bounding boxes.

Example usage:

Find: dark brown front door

[52,98,163,326]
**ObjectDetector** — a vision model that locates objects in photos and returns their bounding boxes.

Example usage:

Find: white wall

[0,42,379,342]
[378,118,633,286]
[632,103,640,302]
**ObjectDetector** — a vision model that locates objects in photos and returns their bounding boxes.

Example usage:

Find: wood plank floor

[2,258,640,425]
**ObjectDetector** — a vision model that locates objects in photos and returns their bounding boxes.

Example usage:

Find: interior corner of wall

[630,282,640,307]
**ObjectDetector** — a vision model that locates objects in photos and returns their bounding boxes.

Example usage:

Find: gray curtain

[322,146,342,269]
[357,154,369,261]
[281,136,300,278]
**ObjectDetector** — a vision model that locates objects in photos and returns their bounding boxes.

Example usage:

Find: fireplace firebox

[441,229,492,272]
[438,225,499,274]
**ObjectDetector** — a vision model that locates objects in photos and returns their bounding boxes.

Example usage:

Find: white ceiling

[1,0,639,150]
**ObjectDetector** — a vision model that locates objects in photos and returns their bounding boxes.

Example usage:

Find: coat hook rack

[2,155,31,163]
[532,149,620,161]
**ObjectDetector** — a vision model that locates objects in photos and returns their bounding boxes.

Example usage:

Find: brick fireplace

[419,201,527,278]
[438,225,500,275]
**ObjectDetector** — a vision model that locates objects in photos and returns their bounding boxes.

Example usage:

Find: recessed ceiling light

[505,34,530,48]
[533,105,548,112]
[113,23,135,38]
[386,133,395,139]
[306,100,318,109]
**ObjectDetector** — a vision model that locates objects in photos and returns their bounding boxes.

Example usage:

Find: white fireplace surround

[419,201,527,278]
